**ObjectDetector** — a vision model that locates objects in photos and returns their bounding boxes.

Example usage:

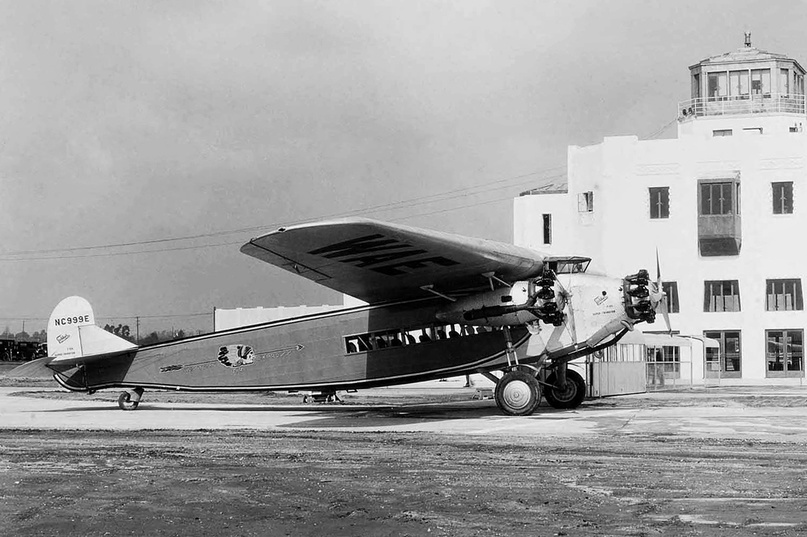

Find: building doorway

[766,329,804,378]
[704,330,742,378]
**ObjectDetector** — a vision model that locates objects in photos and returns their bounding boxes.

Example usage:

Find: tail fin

[47,296,137,365]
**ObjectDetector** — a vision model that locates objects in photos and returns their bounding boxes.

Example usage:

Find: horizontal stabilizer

[47,296,137,364]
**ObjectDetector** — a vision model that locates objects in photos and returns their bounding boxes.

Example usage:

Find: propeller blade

[655,248,673,334]
[555,277,577,343]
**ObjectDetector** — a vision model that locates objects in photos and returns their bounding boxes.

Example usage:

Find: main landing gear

[490,326,587,416]
[492,366,586,416]
[118,387,144,410]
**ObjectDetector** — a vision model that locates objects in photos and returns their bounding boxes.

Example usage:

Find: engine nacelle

[435,279,565,327]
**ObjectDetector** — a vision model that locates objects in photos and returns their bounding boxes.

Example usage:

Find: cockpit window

[548,257,591,274]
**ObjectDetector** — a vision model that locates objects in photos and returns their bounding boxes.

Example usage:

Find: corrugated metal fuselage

[49,298,529,393]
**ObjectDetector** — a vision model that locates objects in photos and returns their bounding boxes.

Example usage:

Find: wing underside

[241,218,548,304]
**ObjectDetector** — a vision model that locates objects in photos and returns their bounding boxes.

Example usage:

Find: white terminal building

[515,35,807,384]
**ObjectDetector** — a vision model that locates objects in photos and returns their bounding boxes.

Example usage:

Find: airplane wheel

[495,370,541,416]
[544,370,586,409]
[118,391,139,411]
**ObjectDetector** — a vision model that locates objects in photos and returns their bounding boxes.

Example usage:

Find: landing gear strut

[118,387,144,411]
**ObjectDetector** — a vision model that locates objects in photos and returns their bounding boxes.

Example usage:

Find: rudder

[47,296,137,364]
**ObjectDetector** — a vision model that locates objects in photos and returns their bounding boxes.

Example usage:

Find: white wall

[514,115,807,382]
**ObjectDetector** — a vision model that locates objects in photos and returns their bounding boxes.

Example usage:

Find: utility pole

[136,317,140,343]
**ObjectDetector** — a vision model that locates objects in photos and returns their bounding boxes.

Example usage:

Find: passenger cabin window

[344,323,489,354]
[542,214,552,244]
[662,281,679,313]
[704,280,741,312]
[772,182,793,214]
[766,279,803,311]
[649,187,670,219]
[577,191,594,212]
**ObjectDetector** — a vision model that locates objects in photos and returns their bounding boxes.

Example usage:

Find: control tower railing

[679,93,806,120]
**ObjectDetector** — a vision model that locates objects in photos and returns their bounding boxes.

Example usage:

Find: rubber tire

[544,370,586,409]
[118,391,139,411]
[494,370,541,416]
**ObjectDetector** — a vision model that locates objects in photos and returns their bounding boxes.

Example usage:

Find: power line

[1,167,566,261]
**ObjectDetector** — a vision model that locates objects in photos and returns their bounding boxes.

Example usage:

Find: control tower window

[781,69,790,96]
[729,70,749,98]
[708,72,727,100]
[751,69,771,96]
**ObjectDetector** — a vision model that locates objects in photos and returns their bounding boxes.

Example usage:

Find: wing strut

[482,271,510,291]
[419,285,457,302]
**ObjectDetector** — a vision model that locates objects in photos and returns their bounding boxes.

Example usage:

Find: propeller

[653,249,672,334]
[555,275,577,343]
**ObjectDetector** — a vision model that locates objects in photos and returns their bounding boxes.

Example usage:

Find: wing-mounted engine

[623,269,656,324]
[435,267,567,327]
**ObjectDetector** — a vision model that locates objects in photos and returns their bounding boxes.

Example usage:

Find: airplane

[44,217,666,416]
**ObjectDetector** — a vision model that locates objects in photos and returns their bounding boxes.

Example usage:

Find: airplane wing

[240,218,548,304]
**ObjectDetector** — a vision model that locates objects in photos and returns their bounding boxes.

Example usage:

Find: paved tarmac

[4,385,807,440]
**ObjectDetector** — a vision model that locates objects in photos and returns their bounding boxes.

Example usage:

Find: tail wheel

[544,370,586,409]
[118,391,139,410]
[494,370,541,416]
[117,387,144,411]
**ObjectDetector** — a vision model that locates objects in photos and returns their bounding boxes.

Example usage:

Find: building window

[766,279,803,311]
[772,182,793,214]
[700,182,739,215]
[704,330,742,378]
[649,187,670,219]
[704,280,741,312]
[766,329,803,377]
[712,129,733,137]
[542,214,552,245]
[647,345,681,383]
[577,191,593,212]
[743,127,763,135]
[662,281,679,313]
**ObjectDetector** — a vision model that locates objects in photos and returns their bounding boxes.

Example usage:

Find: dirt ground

[2,364,807,536]
[3,428,807,537]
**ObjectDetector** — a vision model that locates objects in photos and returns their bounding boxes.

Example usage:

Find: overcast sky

[1,0,801,334]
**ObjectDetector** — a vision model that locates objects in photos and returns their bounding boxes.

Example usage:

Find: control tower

[678,33,806,137]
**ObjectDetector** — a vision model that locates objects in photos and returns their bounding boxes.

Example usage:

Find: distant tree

[15,331,30,340]
[103,323,135,344]
[30,330,46,343]
[1,326,13,339]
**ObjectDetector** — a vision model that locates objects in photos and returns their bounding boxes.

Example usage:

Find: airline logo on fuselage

[53,315,90,326]
[308,234,459,276]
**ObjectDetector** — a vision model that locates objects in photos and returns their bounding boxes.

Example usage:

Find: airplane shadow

[34,399,600,429]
